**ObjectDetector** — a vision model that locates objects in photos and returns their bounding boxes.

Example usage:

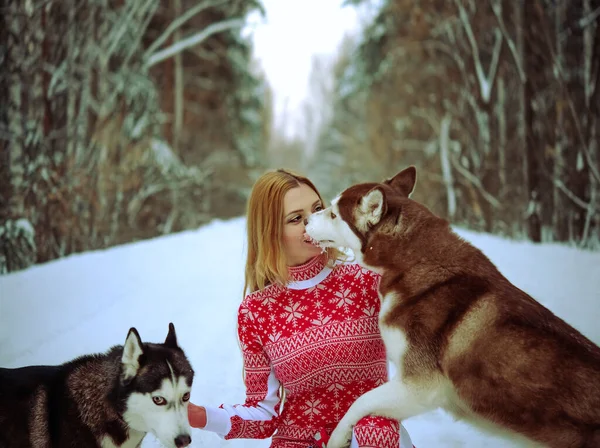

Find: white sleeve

[203,366,281,437]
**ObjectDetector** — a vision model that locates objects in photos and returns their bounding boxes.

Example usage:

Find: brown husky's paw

[327,424,352,448]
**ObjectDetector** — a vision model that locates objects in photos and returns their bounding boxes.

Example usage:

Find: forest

[1,0,599,274]
[306,0,600,250]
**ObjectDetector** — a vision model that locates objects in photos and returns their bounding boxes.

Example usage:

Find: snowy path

[1,217,599,447]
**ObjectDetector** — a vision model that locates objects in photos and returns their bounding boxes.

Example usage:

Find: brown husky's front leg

[327,379,438,448]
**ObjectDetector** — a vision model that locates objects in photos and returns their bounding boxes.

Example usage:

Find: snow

[1,217,599,447]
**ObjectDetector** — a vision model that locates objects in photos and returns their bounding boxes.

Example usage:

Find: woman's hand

[188,402,207,428]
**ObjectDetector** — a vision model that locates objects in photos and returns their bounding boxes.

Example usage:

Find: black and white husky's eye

[330,211,337,219]
[152,396,167,406]
[182,392,190,402]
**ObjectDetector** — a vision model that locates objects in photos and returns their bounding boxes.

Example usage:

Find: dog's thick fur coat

[305,167,600,448]
[0,323,194,448]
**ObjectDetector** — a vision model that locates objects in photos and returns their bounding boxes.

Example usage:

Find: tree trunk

[439,115,456,219]
[173,0,184,154]
[564,0,589,243]
[581,0,600,245]
[553,0,568,241]
[514,0,530,238]
[523,0,542,242]
[497,75,506,198]
[6,0,25,219]
[0,0,38,273]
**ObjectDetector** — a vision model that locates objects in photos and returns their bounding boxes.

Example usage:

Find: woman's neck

[288,253,327,283]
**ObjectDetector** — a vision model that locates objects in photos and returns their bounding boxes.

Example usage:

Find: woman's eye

[289,215,302,223]
[315,205,324,212]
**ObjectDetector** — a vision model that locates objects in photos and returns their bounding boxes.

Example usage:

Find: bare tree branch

[455,0,503,103]
[146,18,244,68]
[451,151,502,209]
[490,0,526,82]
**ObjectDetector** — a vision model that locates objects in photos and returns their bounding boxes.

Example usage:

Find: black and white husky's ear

[164,322,179,348]
[384,166,417,197]
[358,187,386,231]
[122,327,144,385]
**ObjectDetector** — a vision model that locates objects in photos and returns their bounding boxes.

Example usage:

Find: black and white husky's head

[305,166,417,267]
[120,323,194,448]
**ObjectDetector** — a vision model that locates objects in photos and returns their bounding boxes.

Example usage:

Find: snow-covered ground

[1,217,599,447]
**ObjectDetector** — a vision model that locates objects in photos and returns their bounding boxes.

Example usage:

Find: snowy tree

[0,0,268,273]
[316,0,599,248]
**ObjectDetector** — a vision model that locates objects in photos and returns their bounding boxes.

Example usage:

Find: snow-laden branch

[145,0,229,57]
[553,178,595,210]
[146,18,244,68]
[106,0,156,60]
[451,151,502,209]
[420,39,470,88]
[579,6,600,28]
[412,108,441,133]
[490,0,525,83]
[455,0,503,103]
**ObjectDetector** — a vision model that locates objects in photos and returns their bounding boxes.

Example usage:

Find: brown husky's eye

[330,211,337,219]
[182,392,190,402]
[152,396,167,406]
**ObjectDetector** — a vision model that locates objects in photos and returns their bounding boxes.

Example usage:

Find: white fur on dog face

[124,370,191,448]
[305,196,363,254]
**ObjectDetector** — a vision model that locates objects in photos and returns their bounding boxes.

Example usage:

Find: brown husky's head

[305,166,428,265]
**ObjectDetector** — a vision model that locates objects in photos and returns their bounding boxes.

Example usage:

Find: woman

[188,169,414,448]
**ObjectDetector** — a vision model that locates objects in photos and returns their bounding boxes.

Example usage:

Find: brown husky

[305,166,600,448]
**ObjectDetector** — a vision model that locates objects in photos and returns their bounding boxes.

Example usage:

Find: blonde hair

[243,168,344,296]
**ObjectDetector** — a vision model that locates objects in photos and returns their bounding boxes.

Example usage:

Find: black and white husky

[0,323,195,448]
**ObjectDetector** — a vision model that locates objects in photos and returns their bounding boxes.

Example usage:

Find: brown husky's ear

[164,322,179,348]
[122,327,144,385]
[359,187,386,230]
[384,166,417,197]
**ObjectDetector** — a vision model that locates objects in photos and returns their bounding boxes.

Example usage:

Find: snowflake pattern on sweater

[205,254,413,448]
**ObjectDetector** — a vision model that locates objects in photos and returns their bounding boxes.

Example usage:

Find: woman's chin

[306,244,325,256]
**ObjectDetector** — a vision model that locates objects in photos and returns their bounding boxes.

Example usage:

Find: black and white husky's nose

[174,434,191,447]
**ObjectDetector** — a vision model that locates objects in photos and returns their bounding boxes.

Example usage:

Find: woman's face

[282,183,324,266]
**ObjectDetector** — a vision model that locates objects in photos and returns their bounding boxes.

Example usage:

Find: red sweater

[204,254,413,448]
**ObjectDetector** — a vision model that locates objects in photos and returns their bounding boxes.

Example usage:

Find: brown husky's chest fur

[305,167,600,448]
